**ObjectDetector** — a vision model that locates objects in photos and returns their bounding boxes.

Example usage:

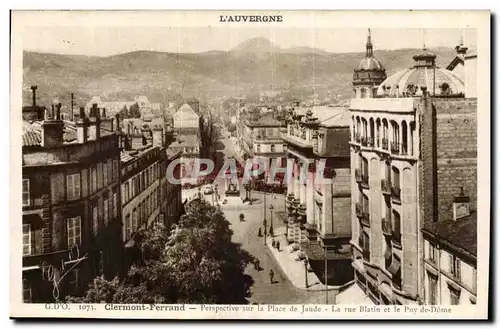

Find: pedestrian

[276,240,280,251]
[269,269,274,284]
[258,228,262,237]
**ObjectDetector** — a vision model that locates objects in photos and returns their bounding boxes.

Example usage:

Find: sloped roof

[22,120,78,147]
[422,212,477,260]
[317,127,350,158]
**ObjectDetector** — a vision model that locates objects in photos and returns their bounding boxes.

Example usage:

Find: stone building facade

[283,104,353,286]
[342,33,477,305]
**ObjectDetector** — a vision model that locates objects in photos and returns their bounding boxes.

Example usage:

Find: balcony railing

[392,231,402,249]
[381,179,391,195]
[391,142,400,154]
[361,136,367,146]
[400,144,408,155]
[360,212,370,227]
[355,133,361,143]
[367,137,375,147]
[382,138,388,150]
[382,217,392,236]
[391,186,401,202]
[355,169,363,183]
[355,202,363,218]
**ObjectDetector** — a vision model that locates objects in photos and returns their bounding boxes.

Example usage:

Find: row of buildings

[21,90,183,303]
[281,30,478,305]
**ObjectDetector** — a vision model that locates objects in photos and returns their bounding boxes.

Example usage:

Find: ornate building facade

[283,104,353,286]
[340,32,477,305]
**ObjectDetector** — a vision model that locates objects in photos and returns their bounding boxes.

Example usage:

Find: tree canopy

[128,102,141,118]
[67,200,253,304]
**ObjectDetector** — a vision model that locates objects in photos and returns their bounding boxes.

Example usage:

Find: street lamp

[269,204,274,237]
[263,218,268,246]
[304,258,309,288]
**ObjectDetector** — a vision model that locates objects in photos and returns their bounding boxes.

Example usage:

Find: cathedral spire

[366,28,373,57]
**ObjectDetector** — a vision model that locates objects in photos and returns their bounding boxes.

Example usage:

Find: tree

[67,201,255,304]
[118,105,129,119]
[164,199,254,303]
[128,102,141,118]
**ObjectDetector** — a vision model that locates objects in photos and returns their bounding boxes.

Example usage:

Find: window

[103,196,109,226]
[22,179,30,206]
[392,167,400,189]
[450,255,461,280]
[256,144,261,153]
[91,166,97,193]
[450,288,460,305]
[67,216,81,247]
[23,279,32,303]
[428,243,437,263]
[428,274,438,304]
[112,192,118,219]
[270,144,276,152]
[97,163,103,189]
[68,269,80,293]
[125,214,132,240]
[23,224,32,256]
[92,205,99,235]
[132,208,138,232]
[113,159,119,181]
[362,231,370,261]
[124,181,130,203]
[66,173,81,200]
[131,177,136,198]
[392,211,401,247]
[362,157,368,184]
[103,162,108,186]
[107,159,113,184]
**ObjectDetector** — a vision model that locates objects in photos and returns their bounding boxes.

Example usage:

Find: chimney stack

[453,187,471,221]
[88,103,101,141]
[41,100,64,147]
[31,86,37,108]
[76,107,88,144]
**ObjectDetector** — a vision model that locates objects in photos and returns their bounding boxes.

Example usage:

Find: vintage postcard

[10,10,490,319]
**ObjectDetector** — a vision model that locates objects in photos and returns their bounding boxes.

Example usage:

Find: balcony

[367,137,375,147]
[390,142,400,155]
[381,179,391,196]
[382,217,392,236]
[356,203,370,227]
[391,186,401,203]
[355,169,369,188]
[382,138,388,150]
[392,231,402,249]
[361,136,367,146]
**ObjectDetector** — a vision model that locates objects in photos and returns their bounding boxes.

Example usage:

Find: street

[181,132,337,304]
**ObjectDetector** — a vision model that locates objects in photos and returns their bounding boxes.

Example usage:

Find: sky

[22,26,477,57]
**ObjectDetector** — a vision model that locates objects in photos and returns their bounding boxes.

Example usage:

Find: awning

[388,256,401,276]
[335,283,375,305]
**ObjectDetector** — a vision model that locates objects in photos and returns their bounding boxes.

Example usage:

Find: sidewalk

[265,226,338,292]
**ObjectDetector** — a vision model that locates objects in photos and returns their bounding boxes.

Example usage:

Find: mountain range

[21,37,459,109]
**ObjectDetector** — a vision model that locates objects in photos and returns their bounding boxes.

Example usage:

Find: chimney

[88,103,101,141]
[453,187,471,221]
[100,108,115,132]
[76,107,88,144]
[41,102,64,148]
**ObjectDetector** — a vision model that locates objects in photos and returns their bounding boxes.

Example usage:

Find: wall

[464,56,477,98]
[173,107,199,129]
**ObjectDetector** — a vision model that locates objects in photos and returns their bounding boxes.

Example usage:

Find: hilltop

[22,37,458,109]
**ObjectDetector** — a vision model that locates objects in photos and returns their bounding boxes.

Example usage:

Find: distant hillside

[22,37,458,110]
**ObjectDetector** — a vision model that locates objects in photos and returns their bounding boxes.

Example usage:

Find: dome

[376,49,465,97]
[357,57,385,71]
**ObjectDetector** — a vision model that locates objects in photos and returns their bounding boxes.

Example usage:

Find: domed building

[376,48,465,98]
[353,29,387,99]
